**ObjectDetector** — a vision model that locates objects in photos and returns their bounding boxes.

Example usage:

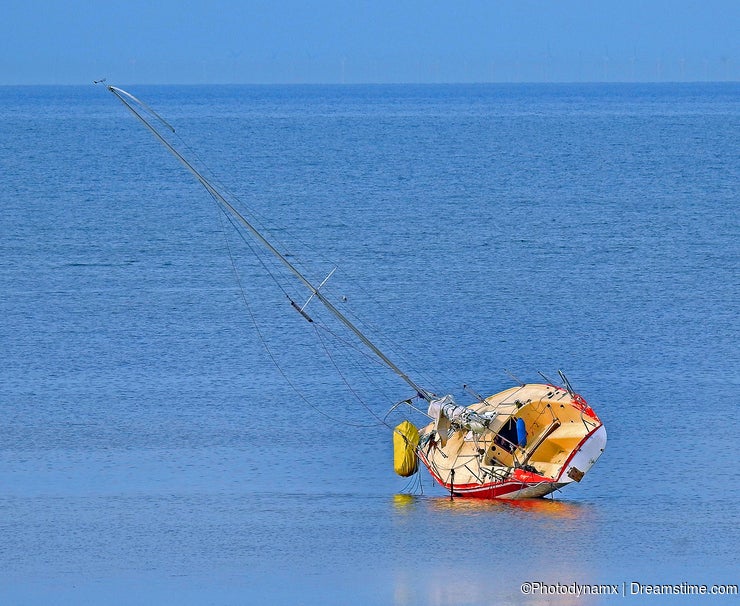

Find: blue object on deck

[516,418,527,447]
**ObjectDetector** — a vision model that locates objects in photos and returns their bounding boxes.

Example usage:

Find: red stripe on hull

[417,452,556,499]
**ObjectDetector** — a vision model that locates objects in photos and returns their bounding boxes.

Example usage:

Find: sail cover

[428,395,489,446]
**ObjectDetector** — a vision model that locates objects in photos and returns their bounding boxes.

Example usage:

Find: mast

[105,85,433,402]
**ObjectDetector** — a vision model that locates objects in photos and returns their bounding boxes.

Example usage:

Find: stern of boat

[553,423,607,487]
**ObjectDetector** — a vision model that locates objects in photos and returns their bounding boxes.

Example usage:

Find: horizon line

[1,79,739,87]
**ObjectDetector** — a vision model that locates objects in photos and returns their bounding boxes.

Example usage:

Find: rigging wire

[217,195,431,429]
[217,199,417,427]
[309,316,435,425]
[336,302,443,391]
[175,130,407,411]
[214,201,381,429]
[104,84,451,428]
[218,204,295,300]
[167,120,354,317]
[311,324,388,428]
[165,111,458,398]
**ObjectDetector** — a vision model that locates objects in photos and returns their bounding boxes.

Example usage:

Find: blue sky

[1,1,737,84]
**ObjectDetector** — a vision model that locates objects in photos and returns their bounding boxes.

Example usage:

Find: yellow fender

[393,421,420,477]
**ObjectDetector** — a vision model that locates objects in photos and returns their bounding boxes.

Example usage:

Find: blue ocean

[1,83,738,604]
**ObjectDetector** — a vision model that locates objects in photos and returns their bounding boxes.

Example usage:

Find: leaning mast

[105,85,433,402]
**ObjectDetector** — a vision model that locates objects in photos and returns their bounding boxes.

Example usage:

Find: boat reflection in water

[392,492,592,519]
[445,494,586,520]
[391,494,599,605]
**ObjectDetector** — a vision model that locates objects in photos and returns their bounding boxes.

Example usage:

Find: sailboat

[104,84,606,500]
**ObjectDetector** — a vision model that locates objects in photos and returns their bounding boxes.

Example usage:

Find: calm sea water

[1,83,738,605]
